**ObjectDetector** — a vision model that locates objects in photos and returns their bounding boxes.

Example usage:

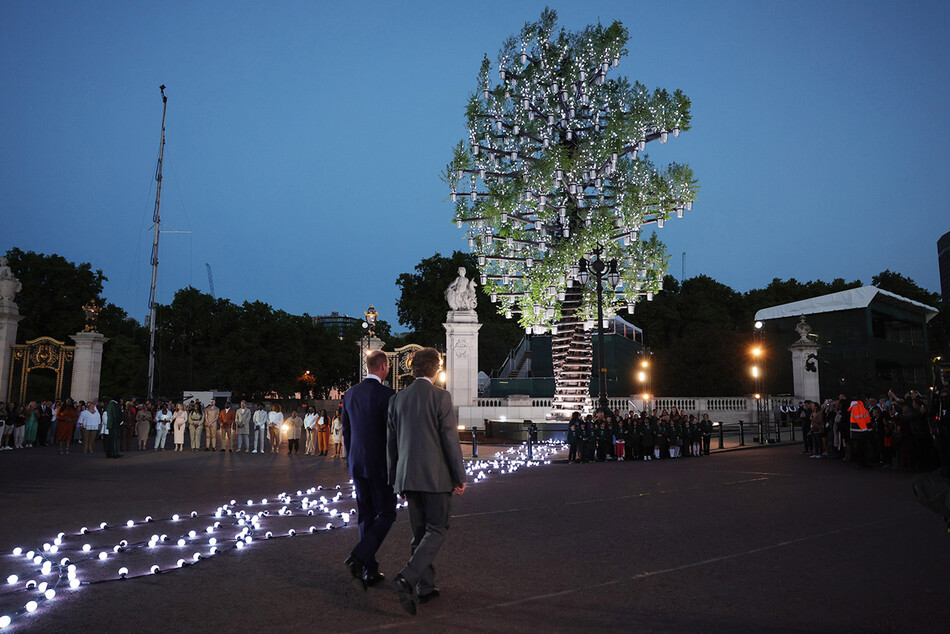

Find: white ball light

[37,582,47,593]
[188,531,196,538]
[44,589,55,600]
[209,547,217,555]
[192,553,200,561]
[5,575,16,585]
[118,567,128,577]
[326,523,332,530]
[33,556,42,565]
[208,538,217,546]
[126,520,134,527]
[177,539,186,547]
[98,552,107,560]
[190,511,198,518]
[150,565,160,574]
[25,581,36,589]
[69,578,80,589]
[99,522,107,529]
[177,559,185,568]
[0,615,11,628]
[172,514,180,521]
[25,601,37,613]
[11,548,21,556]
[235,541,244,550]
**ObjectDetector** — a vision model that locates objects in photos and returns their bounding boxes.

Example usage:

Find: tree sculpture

[446,9,698,416]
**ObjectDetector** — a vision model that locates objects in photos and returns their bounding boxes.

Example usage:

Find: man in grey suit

[387,347,467,616]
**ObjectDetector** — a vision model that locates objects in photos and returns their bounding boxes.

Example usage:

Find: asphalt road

[0,441,947,633]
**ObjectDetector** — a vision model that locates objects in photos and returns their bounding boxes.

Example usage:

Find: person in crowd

[36,401,52,446]
[204,399,220,452]
[219,401,236,452]
[55,398,78,454]
[188,402,204,451]
[120,401,135,452]
[135,401,152,451]
[285,409,303,455]
[342,349,397,589]
[235,401,252,453]
[316,408,330,456]
[104,396,121,458]
[810,401,824,458]
[567,411,582,463]
[252,404,268,453]
[154,402,173,451]
[0,402,8,449]
[267,404,284,454]
[700,413,713,456]
[639,414,655,461]
[22,401,38,448]
[172,402,188,452]
[304,406,318,455]
[387,347,466,616]
[331,409,343,458]
[79,401,100,453]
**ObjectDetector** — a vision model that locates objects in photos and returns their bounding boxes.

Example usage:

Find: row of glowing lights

[0,442,564,629]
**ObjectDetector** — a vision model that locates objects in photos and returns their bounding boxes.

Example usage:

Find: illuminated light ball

[261,499,267,504]
[69,578,80,589]
[150,565,160,574]
[235,541,244,551]
[67,564,76,573]
[177,539,186,547]
[335,485,341,490]
[53,538,62,546]
[188,530,197,538]
[98,552,108,561]
[126,520,134,528]
[191,511,198,518]
[244,537,252,544]
[99,522,108,530]
[287,529,295,537]
[145,516,153,523]
[44,589,55,600]
[205,527,214,534]
[208,538,217,546]
[177,559,186,568]
[309,526,317,534]
[284,511,292,517]
[160,534,168,542]
[147,541,157,549]
[112,546,121,553]
[209,547,217,555]
[264,532,273,539]
[60,558,70,566]
[350,509,356,515]
[238,519,246,526]
[5,575,16,585]
[150,535,159,543]
[317,485,323,491]
[119,540,128,548]
[214,512,221,519]
[246,499,253,505]
[192,553,201,562]
[42,544,50,552]
[0,615,11,628]
[67,571,76,581]
[342,513,350,524]
[172,514,180,521]
[33,556,42,565]
[307,510,314,516]
[25,601,38,613]
[11,548,21,556]
[118,567,128,577]
[213,522,220,529]
[230,499,236,506]
[80,526,88,535]
[325,523,332,530]
[25,580,36,589]
[329,509,337,517]
[41,562,52,574]
[37,582,47,593]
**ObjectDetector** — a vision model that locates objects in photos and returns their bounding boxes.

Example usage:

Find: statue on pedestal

[83,300,102,333]
[795,315,812,343]
[445,267,477,311]
[0,256,22,304]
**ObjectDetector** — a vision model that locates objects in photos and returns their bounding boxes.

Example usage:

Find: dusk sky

[3,0,948,331]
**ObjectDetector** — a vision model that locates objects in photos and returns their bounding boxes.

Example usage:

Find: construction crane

[205,263,215,299]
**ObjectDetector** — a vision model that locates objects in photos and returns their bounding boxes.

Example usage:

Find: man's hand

[453,483,466,496]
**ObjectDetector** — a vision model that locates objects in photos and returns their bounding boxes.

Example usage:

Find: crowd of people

[795,387,950,472]
[0,397,347,457]
[565,408,715,462]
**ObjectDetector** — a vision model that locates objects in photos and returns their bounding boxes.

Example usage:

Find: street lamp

[577,245,620,412]
[752,321,767,441]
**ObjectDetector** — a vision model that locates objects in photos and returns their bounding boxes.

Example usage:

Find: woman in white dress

[78,402,101,454]
[303,406,317,455]
[267,404,284,454]
[172,403,188,452]
[154,403,173,450]
[331,411,343,458]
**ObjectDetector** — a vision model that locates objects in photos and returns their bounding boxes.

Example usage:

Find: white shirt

[79,409,101,431]
[268,411,284,426]
[253,409,268,427]
[303,413,317,429]
[156,410,173,426]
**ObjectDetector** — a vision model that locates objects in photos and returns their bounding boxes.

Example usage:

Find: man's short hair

[366,350,389,374]
[411,347,442,378]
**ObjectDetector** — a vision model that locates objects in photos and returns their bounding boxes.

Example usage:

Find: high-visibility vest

[849,402,870,431]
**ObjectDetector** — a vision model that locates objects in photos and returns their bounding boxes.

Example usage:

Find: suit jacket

[342,377,396,481]
[387,378,467,493]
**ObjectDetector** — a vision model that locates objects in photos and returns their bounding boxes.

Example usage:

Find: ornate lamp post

[577,245,620,411]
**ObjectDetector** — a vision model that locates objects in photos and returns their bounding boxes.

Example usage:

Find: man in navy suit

[342,350,397,589]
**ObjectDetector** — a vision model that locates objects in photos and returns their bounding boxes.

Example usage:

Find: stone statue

[0,256,22,303]
[445,267,477,311]
[363,305,378,337]
[82,300,102,333]
[795,315,812,342]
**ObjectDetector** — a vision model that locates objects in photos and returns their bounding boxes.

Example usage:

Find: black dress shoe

[364,571,385,586]
[392,574,416,615]
[344,556,366,591]
[417,588,440,604]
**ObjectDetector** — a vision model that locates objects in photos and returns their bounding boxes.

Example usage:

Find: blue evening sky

[2,0,948,329]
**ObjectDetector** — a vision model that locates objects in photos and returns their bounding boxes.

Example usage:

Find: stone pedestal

[70,331,108,402]
[443,310,481,407]
[0,302,24,400]
[789,339,820,403]
[359,336,385,381]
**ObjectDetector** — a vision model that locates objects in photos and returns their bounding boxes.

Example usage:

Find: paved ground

[0,440,948,633]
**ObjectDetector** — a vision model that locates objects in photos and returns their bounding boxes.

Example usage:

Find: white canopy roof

[754,286,938,323]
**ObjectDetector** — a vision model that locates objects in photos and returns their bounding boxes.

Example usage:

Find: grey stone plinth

[70,331,108,402]
[0,303,24,400]
[444,310,481,407]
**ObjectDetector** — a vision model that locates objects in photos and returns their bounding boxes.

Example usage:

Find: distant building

[939,230,950,305]
[754,286,938,398]
[313,311,359,339]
